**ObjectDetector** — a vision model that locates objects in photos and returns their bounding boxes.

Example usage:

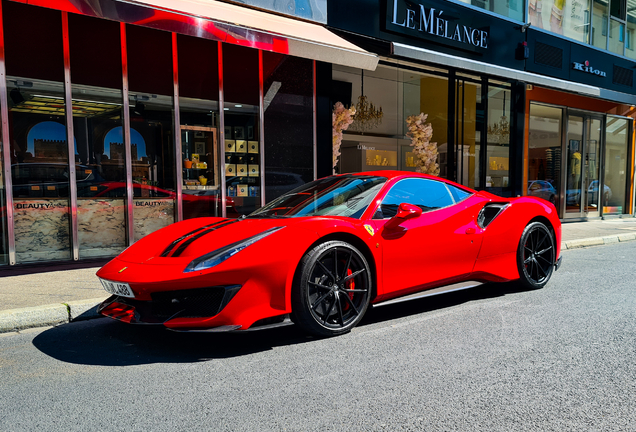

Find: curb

[0,297,106,334]
[561,232,636,250]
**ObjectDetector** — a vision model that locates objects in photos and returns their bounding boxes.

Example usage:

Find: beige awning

[129,0,378,70]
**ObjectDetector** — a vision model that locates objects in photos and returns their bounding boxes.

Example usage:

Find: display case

[181,125,218,192]
[485,150,510,188]
[224,115,261,215]
[340,141,398,173]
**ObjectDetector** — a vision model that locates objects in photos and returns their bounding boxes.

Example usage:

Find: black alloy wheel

[292,241,372,337]
[517,222,555,290]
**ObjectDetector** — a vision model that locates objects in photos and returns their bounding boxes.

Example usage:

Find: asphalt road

[1,242,635,432]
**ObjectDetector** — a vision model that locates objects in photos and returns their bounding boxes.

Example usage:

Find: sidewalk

[1,217,636,333]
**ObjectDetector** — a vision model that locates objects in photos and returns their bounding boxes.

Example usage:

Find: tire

[516,222,555,290]
[292,241,372,337]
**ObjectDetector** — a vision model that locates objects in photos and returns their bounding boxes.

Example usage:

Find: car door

[373,178,483,298]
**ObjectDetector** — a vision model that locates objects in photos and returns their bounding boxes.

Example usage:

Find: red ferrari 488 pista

[97,171,562,336]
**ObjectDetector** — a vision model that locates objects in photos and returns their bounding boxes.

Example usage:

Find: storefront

[327,0,636,220]
[0,0,378,266]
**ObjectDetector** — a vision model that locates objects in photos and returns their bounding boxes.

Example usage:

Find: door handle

[465,228,476,235]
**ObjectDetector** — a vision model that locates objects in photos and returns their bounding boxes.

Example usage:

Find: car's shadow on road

[32,281,528,366]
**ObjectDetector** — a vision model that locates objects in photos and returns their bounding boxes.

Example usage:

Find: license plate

[100,279,135,298]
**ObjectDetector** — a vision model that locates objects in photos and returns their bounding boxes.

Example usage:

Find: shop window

[527,104,563,209]
[263,53,314,202]
[603,116,630,214]
[223,44,260,216]
[69,13,127,258]
[609,19,625,55]
[530,0,591,44]
[486,82,512,195]
[402,68,449,178]
[4,2,72,263]
[454,0,523,22]
[177,34,222,219]
[3,2,64,82]
[627,9,636,59]
[7,78,72,263]
[455,74,483,190]
[126,24,176,240]
[592,1,609,50]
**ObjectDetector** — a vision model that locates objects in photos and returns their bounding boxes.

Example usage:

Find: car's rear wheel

[292,241,371,337]
[517,222,555,290]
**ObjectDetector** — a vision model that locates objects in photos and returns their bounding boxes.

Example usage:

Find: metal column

[62,12,79,261]
[0,0,16,265]
[218,41,227,218]
[259,50,266,207]
[173,32,183,222]
[120,23,135,245]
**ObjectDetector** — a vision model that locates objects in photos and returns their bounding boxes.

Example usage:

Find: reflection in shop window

[627,9,636,59]
[8,78,72,263]
[127,24,176,240]
[454,0,523,22]
[486,83,512,195]
[530,0,591,44]
[603,116,629,214]
[527,104,562,208]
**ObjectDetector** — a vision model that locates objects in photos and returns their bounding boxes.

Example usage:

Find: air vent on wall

[613,65,633,87]
[534,42,563,69]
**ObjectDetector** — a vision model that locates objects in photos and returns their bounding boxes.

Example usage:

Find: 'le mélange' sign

[386,0,489,52]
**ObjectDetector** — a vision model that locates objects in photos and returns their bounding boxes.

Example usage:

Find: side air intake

[477,203,509,229]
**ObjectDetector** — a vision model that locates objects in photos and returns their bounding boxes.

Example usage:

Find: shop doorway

[564,113,603,219]
[454,74,483,190]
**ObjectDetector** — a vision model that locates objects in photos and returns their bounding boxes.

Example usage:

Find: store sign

[358,144,376,150]
[386,0,489,51]
[572,60,607,78]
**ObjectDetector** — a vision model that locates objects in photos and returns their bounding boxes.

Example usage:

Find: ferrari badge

[364,224,375,236]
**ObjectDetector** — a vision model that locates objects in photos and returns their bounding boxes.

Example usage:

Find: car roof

[340,170,475,193]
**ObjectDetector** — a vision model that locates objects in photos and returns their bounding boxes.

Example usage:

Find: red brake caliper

[346,268,355,301]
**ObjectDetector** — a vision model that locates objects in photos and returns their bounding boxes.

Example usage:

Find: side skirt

[372,281,483,308]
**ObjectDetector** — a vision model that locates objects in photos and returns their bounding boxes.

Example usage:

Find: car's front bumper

[97,284,241,326]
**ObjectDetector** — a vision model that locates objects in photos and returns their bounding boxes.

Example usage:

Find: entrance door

[454,75,483,189]
[564,114,602,218]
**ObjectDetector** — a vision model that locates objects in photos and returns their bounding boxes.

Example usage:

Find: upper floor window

[453,0,524,22]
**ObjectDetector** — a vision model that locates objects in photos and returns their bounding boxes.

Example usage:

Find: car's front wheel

[292,241,371,337]
[516,222,555,290]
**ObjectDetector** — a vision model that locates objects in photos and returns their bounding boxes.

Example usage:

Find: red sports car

[97,171,562,336]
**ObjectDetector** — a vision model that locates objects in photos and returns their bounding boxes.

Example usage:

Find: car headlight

[184,226,284,273]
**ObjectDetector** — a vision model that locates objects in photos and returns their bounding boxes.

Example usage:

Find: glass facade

[528,104,563,208]
[334,63,514,195]
[604,116,630,214]
[531,0,636,58]
[454,0,524,21]
[527,88,634,218]
[0,0,316,265]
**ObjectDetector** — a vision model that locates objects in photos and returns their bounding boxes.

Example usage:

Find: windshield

[249,175,387,219]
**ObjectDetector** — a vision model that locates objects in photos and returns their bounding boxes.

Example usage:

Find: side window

[376,178,455,219]
[447,184,472,203]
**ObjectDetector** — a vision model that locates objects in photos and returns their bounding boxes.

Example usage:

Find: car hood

[115,216,320,265]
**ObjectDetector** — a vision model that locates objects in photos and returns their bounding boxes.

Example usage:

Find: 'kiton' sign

[572,60,607,78]
[386,0,489,51]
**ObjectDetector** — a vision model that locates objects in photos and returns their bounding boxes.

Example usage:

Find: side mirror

[384,203,422,230]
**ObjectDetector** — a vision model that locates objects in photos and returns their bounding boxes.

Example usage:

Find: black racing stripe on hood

[170,219,240,258]
[160,220,229,257]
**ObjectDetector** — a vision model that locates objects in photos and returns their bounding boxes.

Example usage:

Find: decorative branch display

[332,102,356,173]
[406,113,439,176]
